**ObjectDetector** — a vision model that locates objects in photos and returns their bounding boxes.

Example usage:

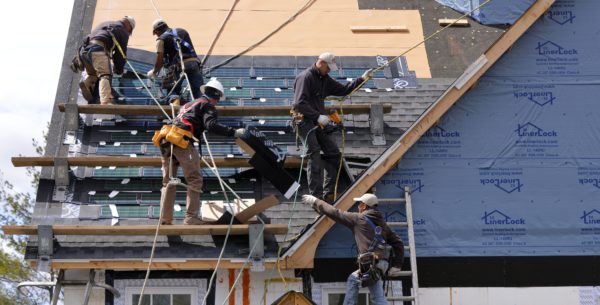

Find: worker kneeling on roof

[147,19,203,100]
[79,16,135,105]
[302,193,404,305]
[293,52,374,203]
[153,79,245,225]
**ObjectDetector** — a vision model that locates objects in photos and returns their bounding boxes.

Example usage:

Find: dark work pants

[172,60,203,100]
[297,119,341,198]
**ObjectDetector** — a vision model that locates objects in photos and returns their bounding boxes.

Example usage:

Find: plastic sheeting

[435,0,535,25]
[317,0,600,258]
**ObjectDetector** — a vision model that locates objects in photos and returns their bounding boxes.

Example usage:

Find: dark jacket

[87,20,130,73]
[293,66,364,122]
[313,199,404,267]
[159,27,198,66]
[175,96,235,140]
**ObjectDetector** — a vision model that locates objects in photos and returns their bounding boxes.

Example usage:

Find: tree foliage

[0,135,50,305]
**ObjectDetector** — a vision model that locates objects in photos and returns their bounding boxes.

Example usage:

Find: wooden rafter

[57,103,392,116]
[282,0,556,269]
[30,259,279,270]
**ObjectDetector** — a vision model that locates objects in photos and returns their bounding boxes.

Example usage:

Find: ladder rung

[377,198,406,203]
[387,296,415,302]
[387,221,408,227]
[387,270,413,277]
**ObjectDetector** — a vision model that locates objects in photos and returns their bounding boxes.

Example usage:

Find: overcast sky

[0,1,74,193]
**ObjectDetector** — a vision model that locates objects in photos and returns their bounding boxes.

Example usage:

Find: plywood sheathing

[93,0,431,77]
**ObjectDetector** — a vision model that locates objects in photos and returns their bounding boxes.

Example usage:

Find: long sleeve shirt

[313,198,405,267]
[175,97,235,140]
[88,20,130,73]
[293,66,365,123]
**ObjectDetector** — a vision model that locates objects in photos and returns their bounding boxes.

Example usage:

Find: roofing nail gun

[320,109,342,129]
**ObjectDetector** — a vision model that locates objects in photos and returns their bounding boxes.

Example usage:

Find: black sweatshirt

[174,97,235,140]
[293,65,365,122]
[87,20,130,74]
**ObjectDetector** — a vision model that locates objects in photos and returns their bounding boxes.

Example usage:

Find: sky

[0,1,75,193]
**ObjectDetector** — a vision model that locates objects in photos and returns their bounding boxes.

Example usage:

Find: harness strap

[364,215,386,252]
[177,98,209,136]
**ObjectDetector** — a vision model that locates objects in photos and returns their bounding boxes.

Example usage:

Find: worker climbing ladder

[382,186,419,305]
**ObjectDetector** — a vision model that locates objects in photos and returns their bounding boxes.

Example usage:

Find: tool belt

[357,252,381,287]
[152,124,193,149]
[290,110,304,124]
[162,64,183,91]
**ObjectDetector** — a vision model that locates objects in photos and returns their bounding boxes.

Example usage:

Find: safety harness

[152,99,209,149]
[357,215,391,287]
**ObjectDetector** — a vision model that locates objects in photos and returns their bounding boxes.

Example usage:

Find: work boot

[183,216,205,225]
[79,81,94,102]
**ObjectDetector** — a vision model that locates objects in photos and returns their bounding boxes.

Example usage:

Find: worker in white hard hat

[302,193,404,305]
[293,52,375,202]
[147,19,203,100]
[158,79,245,225]
[79,16,135,105]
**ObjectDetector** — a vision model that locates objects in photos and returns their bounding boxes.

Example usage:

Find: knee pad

[99,74,112,82]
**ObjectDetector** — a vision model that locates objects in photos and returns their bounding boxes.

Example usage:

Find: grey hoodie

[313,199,404,267]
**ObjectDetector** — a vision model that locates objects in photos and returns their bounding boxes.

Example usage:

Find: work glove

[361,68,376,80]
[317,114,331,126]
[234,128,246,138]
[147,69,157,79]
[302,194,318,206]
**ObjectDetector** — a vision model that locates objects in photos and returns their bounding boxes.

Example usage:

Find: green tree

[0,135,50,305]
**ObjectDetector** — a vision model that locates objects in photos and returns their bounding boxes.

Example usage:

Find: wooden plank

[283,0,556,269]
[351,25,409,33]
[30,259,278,270]
[2,224,288,236]
[11,156,302,168]
[235,195,279,223]
[57,103,392,116]
[438,19,469,26]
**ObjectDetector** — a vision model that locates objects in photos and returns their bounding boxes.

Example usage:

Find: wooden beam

[350,25,409,33]
[11,156,302,168]
[235,195,279,223]
[438,18,470,26]
[283,0,556,269]
[2,224,288,236]
[30,259,279,270]
[57,103,392,116]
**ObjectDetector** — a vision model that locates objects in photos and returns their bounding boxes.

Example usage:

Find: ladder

[380,186,419,305]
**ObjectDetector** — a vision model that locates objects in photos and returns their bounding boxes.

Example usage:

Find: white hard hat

[123,15,136,30]
[353,193,378,207]
[200,79,225,100]
[152,19,167,33]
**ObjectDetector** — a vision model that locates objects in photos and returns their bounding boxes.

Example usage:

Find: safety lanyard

[364,215,386,252]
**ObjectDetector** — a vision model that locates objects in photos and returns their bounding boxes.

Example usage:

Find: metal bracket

[37,225,54,273]
[370,104,386,145]
[18,269,120,305]
[248,224,265,272]
[54,157,70,187]
[64,103,79,131]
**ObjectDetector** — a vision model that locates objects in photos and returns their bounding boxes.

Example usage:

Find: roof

[22,0,533,269]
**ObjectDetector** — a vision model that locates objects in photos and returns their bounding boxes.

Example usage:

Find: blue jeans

[343,261,389,305]
[171,60,203,100]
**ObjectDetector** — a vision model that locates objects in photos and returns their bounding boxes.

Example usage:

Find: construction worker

[302,193,404,305]
[159,79,245,225]
[147,19,203,99]
[79,16,135,105]
[293,52,374,202]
